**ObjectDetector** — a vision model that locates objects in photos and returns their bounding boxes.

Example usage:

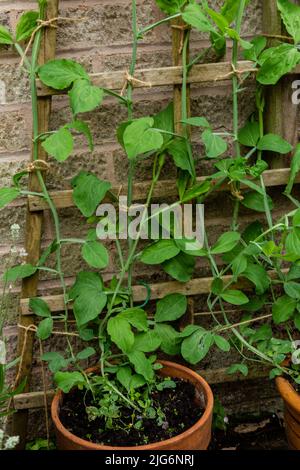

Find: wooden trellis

[11,0,300,447]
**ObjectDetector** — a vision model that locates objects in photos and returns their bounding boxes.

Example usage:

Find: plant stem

[126,0,139,307]
[99,156,163,336]
[231,0,247,231]
[108,381,141,412]
[219,302,288,374]
[181,31,195,180]
[14,43,31,71]
[29,5,78,368]
[137,13,181,38]
[187,47,212,72]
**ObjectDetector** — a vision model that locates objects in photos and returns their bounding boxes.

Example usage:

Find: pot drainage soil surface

[59,378,203,446]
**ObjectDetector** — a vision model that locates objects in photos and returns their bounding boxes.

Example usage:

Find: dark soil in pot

[59,378,203,446]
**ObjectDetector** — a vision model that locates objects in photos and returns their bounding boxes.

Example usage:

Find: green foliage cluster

[1,0,300,439]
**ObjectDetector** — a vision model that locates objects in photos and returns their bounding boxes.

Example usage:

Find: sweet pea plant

[1,0,300,437]
[159,0,300,384]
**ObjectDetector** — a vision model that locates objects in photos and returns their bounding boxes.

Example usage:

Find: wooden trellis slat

[263,0,300,164]
[20,269,287,316]
[13,364,271,410]
[12,0,59,448]
[36,61,300,97]
[28,167,299,212]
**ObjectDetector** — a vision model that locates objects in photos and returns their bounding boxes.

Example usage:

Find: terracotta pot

[276,376,300,450]
[51,360,214,450]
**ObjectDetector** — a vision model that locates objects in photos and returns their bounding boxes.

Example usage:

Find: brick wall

[1,0,282,438]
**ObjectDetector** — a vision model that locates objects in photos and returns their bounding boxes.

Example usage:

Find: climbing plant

[0,0,300,438]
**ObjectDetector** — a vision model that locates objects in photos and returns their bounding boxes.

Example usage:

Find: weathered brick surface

[0,0,282,433]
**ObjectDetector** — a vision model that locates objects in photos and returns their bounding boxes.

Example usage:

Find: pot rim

[51,360,214,450]
[276,375,300,413]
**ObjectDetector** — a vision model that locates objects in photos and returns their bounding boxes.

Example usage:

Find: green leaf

[211,278,224,295]
[277,0,300,44]
[41,352,68,373]
[16,11,39,42]
[68,120,94,151]
[133,330,161,352]
[295,312,300,331]
[242,191,274,212]
[162,251,195,282]
[202,129,227,158]
[180,324,205,338]
[239,38,253,50]
[71,171,111,217]
[37,317,53,340]
[154,0,186,14]
[78,326,94,341]
[107,315,134,353]
[0,25,13,45]
[211,231,240,254]
[248,160,269,178]
[270,368,283,380]
[38,59,89,90]
[182,3,215,33]
[29,298,51,318]
[243,263,270,295]
[140,239,180,265]
[221,290,249,305]
[82,241,109,269]
[155,293,187,322]
[244,295,267,312]
[284,281,300,299]
[76,347,96,360]
[119,308,148,332]
[243,36,267,62]
[205,8,229,33]
[288,264,300,281]
[0,188,20,209]
[286,229,300,259]
[123,117,163,159]
[127,350,154,381]
[221,0,250,24]
[243,221,264,243]
[210,30,226,57]
[153,102,174,143]
[3,264,37,282]
[285,144,300,195]
[272,295,297,324]
[38,240,58,267]
[227,363,248,376]
[214,335,231,352]
[54,371,86,393]
[231,254,248,280]
[116,366,132,391]
[167,139,194,176]
[251,324,272,343]
[12,171,28,189]
[181,117,210,128]
[69,80,103,115]
[257,134,292,154]
[69,272,107,326]
[181,330,213,365]
[42,127,74,162]
[238,121,260,147]
[174,238,206,257]
[130,374,146,389]
[293,208,300,227]
[181,180,211,202]
[257,43,300,85]
[154,324,181,355]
